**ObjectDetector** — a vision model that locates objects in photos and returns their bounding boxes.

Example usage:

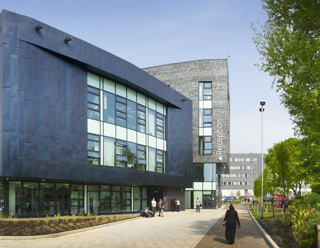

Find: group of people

[170,198,181,212]
[140,197,181,218]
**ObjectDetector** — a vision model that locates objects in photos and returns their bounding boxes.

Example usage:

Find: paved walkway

[196,203,269,247]
[0,203,270,248]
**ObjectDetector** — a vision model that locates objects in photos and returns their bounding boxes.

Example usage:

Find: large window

[88,134,100,164]
[199,136,212,155]
[137,104,146,133]
[115,140,128,168]
[193,163,204,182]
[127,100,137,130]
[88,72,167,173]
[71,185,84,215]
[23,182,40,217]
[87,86,100,120]
[137,145,146,170]
[156,113,165,139]
[199,81,212,100]
[39,183,55,216]
[156,150,164,173]
[103,92,115,124]
[116,96,127,127]
[0,182,3,214]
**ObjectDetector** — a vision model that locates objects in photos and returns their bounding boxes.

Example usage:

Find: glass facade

[185,163,217,209]
[5,181,147,217]
[87,72,167,173]
[0,182,3,215]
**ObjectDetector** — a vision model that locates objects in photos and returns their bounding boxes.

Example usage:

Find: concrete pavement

[196,203,270,247]
[0,203,271,248]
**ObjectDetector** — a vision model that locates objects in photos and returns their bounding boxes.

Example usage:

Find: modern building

[221,153,263,197]
[0,10,193,217]
[144,59,230,209]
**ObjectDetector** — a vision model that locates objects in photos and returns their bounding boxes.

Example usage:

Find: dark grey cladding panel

[0,9,187,109]
[0,10,193,188]
[167,100,193,186]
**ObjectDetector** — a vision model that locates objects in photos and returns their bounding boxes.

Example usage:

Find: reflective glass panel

[103,92,115,124]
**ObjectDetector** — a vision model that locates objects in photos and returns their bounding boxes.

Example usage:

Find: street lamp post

[259,101,265,219]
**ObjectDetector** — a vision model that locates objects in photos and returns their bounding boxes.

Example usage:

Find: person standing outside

[223,204,241,244]
[171,198,176,211]
[196,197,201,212]
[158,198,164,217]
[176,198,180,212]
[151,197,157,216]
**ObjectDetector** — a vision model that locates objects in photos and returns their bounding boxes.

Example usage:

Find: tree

[253,166,274,197]
[254,176,262,197]
[252,0,320,175]
[236,190,241,198]
[264,138,306,197]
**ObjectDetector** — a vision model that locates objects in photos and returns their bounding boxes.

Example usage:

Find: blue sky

[0,0,295,153]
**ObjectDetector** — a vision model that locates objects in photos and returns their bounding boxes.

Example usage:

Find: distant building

[144,59,230,209]
[221,153,263,197]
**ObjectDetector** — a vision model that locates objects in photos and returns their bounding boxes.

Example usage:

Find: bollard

[317,225,320,248]
[266,203,268,214]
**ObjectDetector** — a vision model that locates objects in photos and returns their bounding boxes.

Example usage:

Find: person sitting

[140,207,154,217]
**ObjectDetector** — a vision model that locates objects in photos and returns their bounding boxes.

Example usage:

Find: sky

[0,0,295,153]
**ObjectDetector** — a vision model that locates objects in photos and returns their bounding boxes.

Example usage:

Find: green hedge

[311,182,320,194]
[290,193,320,247]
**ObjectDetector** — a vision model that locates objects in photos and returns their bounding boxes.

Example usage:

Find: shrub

[54,214,61,224]
[311,182,320,195]
[72,214,77,222]
[64,216,69,223]
[291,206,320,248]
[291,196,320,248]
[44,215,50,225]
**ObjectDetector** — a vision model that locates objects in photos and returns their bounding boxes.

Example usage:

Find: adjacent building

[222,153,263,197]
[144,59,230,209]
[0,10,193,217]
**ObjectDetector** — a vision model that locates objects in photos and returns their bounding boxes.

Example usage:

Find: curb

[248,206,279,248]
[0,217,140,240]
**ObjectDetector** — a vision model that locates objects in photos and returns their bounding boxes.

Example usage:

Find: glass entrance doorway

[56,184,70,215]
[203,192,216,209]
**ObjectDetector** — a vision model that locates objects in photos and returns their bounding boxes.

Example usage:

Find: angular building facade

[144,59,230,209]
[0,10,193,217]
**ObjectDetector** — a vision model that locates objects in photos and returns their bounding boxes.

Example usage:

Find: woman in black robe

[223,204,241,244]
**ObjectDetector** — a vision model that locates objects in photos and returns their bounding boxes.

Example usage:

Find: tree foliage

[264,138,308,196]
[253,0,320,175]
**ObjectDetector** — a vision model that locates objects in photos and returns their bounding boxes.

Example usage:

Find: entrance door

[57,189,70,215]
[203,194,213,209]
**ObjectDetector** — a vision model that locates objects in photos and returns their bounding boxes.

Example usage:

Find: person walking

[196,197,201,212]
[151,198,157,216]
[223,204,241,244]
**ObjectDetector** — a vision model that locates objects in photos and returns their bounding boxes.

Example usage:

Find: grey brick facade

[144,60,230,171]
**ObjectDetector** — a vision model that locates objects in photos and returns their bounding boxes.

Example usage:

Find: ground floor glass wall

[185,182,217,209]
[5,181,147,217]
[0,182,4,214]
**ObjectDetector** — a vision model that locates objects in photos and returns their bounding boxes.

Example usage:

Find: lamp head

[260,100,266,106]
